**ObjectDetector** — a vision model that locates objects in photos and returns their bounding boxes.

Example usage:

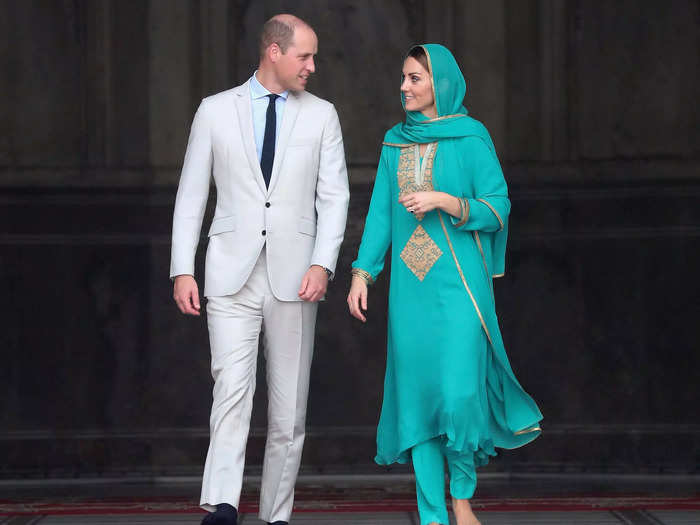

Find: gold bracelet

[456,197,464,220]
[454,197,470,227]
[351,267,374,286]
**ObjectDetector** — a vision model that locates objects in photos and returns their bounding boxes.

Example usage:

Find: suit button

[265,202,271,208]
[262,230,266,236]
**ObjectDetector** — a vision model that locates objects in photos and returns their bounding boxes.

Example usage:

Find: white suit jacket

[169,81,350,300]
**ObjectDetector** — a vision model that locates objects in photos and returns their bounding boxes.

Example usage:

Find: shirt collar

[250,70,289,101]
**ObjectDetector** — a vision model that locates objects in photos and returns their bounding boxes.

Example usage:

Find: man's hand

[173,275,201,316]
[298,265,329,302]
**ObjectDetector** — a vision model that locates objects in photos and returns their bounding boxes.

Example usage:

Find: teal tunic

[353,135,542,467]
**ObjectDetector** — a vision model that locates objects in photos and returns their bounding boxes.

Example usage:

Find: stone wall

[1,0,698,478]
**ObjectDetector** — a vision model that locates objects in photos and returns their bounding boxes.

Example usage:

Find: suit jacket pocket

[208,215,236,236]
[298,217,317,237]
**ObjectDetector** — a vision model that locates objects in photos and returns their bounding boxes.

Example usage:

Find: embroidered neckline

[413,143,435,187]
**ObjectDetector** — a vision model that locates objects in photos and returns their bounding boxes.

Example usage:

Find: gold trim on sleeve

[351,268,374,286]
[438,211,493,346]
[493,273,505,279]
[476,198,505,231]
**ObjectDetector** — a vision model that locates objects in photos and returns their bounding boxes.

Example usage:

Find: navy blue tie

[260,93,279,187]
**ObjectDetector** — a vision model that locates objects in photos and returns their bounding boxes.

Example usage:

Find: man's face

[273,26,318,92]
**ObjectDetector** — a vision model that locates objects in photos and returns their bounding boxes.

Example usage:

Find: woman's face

[401,56,436,118]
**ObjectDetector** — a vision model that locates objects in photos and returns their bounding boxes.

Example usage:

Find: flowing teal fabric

[352,44,542,468]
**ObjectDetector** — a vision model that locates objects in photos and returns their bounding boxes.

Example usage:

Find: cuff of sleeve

[169,265,195,281]
[450,198,470,228]
[314,264,334,280]
[170,273,194,282]
[311,262,335,280]
[476,198,505,231]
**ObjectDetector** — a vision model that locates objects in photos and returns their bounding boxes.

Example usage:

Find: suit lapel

[233,82,267,195]
[267,92,300,195]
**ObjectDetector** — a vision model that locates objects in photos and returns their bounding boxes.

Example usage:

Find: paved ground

[3,509,700,524]
[1,474,698,524]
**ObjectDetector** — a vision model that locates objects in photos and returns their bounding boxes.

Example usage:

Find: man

[170,14,349,525]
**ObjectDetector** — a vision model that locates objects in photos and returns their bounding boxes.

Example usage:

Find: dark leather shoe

[268,522,288,525]
[201,503,238,525]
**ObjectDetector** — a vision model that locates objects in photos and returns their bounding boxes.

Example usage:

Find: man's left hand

[298,265,329,302]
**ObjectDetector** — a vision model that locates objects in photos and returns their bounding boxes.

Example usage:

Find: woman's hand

[347,275,369,322]
[399,191,462,218]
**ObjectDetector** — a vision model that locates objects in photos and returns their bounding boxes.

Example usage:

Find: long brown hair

[407,46,430,74]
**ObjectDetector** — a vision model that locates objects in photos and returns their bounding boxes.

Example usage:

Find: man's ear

[268,43,281,63]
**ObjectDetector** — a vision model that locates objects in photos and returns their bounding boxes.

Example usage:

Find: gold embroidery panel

[400,225,443,281]
[397,143,441,280]
[397,144,437,221]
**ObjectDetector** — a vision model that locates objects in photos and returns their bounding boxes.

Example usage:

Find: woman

[347,44,543,525]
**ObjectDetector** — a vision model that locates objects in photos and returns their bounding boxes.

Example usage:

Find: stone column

[538,0,569,161]
[148,0,194,181]
[453,0,507,152]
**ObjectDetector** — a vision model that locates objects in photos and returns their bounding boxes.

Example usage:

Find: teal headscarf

[384,44,490,144]
[384,44,509,277]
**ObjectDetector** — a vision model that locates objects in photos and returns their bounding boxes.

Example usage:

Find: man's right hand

[173,275,201,316]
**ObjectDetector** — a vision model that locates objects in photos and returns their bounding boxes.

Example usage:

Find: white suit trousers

[200,248,318,522]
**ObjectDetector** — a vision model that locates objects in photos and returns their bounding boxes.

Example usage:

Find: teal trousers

[411,436,476,525]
